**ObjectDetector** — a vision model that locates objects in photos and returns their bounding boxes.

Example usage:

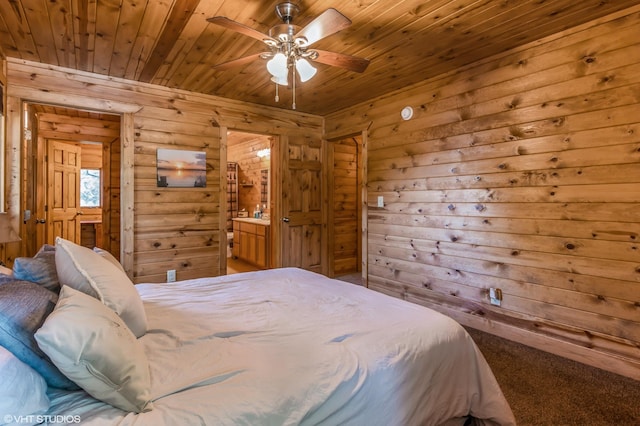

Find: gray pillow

[13,251,60,292]
[0,279,79,390]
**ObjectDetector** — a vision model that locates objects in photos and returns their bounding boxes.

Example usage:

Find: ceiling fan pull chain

[275,80,280,102]
[292,63,297,110]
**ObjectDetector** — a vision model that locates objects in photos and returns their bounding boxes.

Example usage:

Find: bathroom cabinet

[232,218,270,268]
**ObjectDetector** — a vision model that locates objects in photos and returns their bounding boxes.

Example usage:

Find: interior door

[46,140,82,245]
[279,134,323,272]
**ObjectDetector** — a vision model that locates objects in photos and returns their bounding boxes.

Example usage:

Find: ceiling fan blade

[296,8,351,46]
[207,16,275,43]
[312,50,370,73]
[212,53,265,71]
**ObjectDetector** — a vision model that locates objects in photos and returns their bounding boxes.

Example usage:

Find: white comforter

[47,268,515,425]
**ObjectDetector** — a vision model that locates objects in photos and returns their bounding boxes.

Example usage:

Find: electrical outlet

[489,288,502,306]
[167,269,176,283]
[377,196,384,207]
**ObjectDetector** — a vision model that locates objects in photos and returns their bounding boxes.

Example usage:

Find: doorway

[327,134,363,278]
[23,102,121,258]
[226,130,273,274]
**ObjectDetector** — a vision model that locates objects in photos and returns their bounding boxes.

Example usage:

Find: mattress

[44,267,515,425]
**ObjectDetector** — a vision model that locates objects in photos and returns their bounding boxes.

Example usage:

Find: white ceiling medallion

[401,106,414,120]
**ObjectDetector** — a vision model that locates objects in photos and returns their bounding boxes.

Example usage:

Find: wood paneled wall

[5,58,322,282]
[228,135,271,214]
[326,7,640,380]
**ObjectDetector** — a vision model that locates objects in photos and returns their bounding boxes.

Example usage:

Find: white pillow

[34,286,153,413]
[54,237,147,337]
[0,345,50,424]
[93,247,125,272]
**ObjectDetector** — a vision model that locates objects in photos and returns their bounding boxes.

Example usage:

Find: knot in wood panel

[599,75,615,84]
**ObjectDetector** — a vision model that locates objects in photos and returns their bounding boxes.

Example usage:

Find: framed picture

[157,148,206,188]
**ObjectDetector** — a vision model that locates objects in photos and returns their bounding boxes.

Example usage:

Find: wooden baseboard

[454,310,640,381]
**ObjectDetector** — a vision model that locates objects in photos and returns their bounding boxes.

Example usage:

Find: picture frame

[157,148,206,188]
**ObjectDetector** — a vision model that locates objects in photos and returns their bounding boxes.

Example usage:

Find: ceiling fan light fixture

[271,75,289,86]
[295,57,317,82]
[267,52,288,78]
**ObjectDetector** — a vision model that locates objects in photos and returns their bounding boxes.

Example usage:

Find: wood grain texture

[1,0,639,115]
[326,7,640,380]
[4,56,321,282]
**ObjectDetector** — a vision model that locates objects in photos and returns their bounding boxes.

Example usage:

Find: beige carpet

[466,327,640,425]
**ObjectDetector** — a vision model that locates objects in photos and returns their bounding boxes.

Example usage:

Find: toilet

[227,231,234,258]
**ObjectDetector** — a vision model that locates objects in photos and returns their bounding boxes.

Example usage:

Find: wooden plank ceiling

[1,0,638,115]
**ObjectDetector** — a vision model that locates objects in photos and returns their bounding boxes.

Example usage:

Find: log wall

[5,58,322,282]
[326,7,640,380]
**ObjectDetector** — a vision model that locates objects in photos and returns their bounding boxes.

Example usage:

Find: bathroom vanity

[232,218,270,268]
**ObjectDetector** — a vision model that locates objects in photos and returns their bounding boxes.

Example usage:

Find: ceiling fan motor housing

[275,2,300,24]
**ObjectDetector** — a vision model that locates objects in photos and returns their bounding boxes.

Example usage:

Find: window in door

[80,169,101,207]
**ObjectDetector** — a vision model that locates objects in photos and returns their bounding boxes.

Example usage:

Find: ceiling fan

[207,2,370,109]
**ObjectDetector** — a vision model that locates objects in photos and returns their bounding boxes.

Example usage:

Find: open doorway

[23,102,121,259]
[327,134,363,280]
[226,130,273,274]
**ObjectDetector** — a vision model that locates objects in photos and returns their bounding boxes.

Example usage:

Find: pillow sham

[35,286,153,413]
[13,248,60,292]
[0,345,50,423]
[0,279,78,390]
[54,237,147,337]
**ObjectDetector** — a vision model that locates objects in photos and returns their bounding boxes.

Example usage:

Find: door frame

[220,127,280,274]
[8,97,136,275]
[325,134,364,278]
[325,130,368,285]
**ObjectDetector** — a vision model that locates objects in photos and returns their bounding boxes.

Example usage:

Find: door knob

[282,217,290,223]
[35,219,46,224]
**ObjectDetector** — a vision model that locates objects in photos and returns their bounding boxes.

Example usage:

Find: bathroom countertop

[232,217,271,226]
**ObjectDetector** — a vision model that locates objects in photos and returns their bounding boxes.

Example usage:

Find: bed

[0,238,516,426]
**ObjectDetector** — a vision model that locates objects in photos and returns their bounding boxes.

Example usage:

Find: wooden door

[279,134,323,272]
[46,140,82,245]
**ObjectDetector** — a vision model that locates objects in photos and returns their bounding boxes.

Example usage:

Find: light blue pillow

[0,279,78,390]
[13,247,60,292]
[0,345,50,422]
